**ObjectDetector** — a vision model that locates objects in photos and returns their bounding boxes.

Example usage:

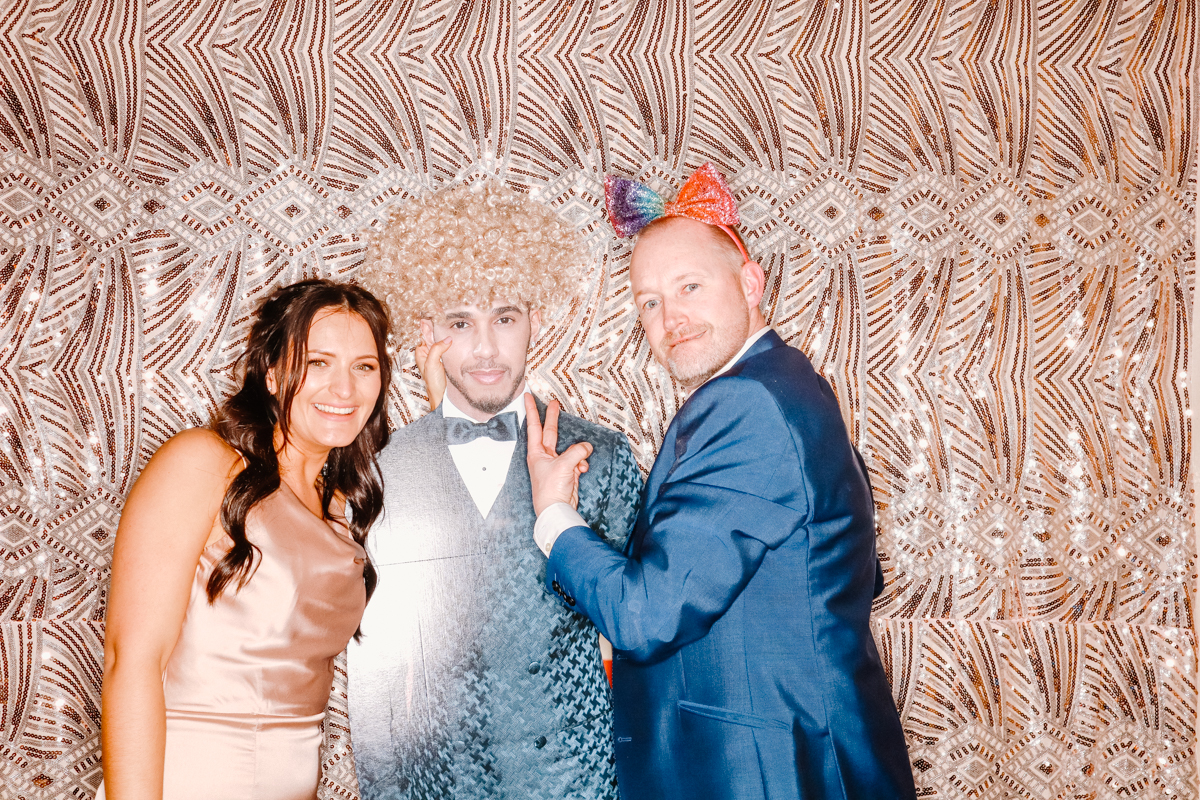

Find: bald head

[636,216,749,275]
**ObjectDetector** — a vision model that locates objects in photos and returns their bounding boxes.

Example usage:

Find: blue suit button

[534,735,547,749]
[566,596,576,607]
[527,662,541,675]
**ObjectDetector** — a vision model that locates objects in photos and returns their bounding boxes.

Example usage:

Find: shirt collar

[441,383,529,424]
[694,325,772,392]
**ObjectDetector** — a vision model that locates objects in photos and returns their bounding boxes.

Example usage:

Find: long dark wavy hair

[205,279,391,614]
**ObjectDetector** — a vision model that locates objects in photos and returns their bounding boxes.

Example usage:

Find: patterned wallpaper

[0,0,1194,798]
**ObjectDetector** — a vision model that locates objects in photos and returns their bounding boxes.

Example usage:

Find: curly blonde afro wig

[359,180,588,346]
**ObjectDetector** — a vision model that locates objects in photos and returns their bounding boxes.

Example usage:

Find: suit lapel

[628,419,677,556]
[481,405,534,548]
[734,328,786,366]
[628,330,787,557]
[491,394,545,522]
[424,406,489,524]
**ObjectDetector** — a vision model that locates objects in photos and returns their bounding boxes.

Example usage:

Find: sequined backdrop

[0,0,1194,798]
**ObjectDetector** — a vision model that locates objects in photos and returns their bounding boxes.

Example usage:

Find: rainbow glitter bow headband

[603,163,750,263]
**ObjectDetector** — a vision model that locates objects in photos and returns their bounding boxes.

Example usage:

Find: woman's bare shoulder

[145,428,243,483]
[118,429,242,550]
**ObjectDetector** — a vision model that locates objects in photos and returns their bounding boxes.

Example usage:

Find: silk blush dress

[98,485,367,800]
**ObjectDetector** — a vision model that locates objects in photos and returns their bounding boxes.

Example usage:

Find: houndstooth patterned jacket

[347,398,642,800]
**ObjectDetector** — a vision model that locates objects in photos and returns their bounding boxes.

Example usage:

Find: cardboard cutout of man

[526,166,917,800]
[350,181,642,799]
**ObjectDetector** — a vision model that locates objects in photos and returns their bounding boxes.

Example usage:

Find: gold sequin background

[0,0,1194,797]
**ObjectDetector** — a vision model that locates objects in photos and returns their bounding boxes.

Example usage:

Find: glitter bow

[603,163,749,262]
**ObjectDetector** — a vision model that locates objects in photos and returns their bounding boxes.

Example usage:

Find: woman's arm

[101,429,240,800]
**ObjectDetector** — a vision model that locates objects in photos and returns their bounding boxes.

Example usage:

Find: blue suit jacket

[546,331,916,800]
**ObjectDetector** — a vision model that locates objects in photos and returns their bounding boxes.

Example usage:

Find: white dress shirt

[442,387,529,518]
[533,326,774,556]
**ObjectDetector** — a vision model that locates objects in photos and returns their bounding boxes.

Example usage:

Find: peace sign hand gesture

[525,395,592,515]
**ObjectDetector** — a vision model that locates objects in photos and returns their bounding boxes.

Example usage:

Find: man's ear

[419,318,435,347]
[741,261,766,309]
[528,307,542,345]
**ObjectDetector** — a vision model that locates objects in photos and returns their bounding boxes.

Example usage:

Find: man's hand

[526,395,592,514]
[415,337,451,409]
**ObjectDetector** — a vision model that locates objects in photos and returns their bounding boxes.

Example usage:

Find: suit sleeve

[546,378,806,663]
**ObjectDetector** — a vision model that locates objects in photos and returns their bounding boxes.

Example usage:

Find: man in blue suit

[525,169,917,800]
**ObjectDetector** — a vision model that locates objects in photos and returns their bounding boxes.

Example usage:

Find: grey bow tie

[445,411,520,445]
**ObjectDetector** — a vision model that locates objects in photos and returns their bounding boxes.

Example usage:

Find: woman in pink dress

[99,279,392,800]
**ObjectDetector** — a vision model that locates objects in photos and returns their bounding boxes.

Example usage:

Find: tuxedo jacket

[546,331,916,800]
[348,399,642,800]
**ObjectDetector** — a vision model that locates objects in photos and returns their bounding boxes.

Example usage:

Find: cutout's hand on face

[415,336,451,409]
[525,396,592,515]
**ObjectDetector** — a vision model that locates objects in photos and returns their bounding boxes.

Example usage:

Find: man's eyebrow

[490,305,524,316]
[442,310,473,321]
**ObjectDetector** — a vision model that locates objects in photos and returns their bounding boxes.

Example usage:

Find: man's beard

[446,361,526,416]
[663,316,749,388]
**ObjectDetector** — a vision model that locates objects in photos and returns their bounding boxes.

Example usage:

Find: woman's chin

[321,431,365,450]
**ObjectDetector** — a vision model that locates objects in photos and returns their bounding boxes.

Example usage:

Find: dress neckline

[203,482,358,554]
[274,480,358,545]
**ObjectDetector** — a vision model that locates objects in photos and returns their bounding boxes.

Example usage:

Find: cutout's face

[421,301,541,421]
[269,309,382,452]
[631,218,761,390]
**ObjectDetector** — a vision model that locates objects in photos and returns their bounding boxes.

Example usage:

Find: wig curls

[359,180,587,344]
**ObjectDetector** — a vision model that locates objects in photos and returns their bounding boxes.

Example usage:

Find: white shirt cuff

[533,502,587,557]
